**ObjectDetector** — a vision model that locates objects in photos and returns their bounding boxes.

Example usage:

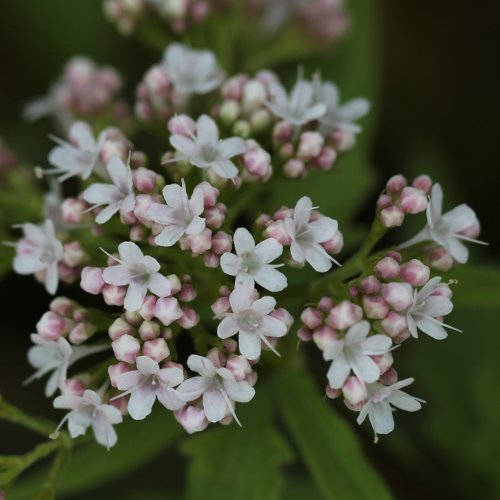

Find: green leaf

[9,410,183,499]
[180,388,293,500]
[276,368,392,500]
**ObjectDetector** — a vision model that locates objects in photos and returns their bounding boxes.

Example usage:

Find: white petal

[203,387,226,422]
[259,315,287,338]
[423,296,453,317]
[351,354,380,384]
[327,357,351,389]
[45,261,59,295]
[253,267,287,292]
[289,240,305,264]
[185,216,205,236]
[187,355,215,376]
[176,376,210,401]
[446,237,469,264]
[148,273,171,298]
[304,244,333,272]
[124,279,148,312]
[251,296,276,316]
[369,402,394,435]
[197,115,219,144]
[157,386,185,411]
[220,253,240,276]
[211,159,239,179]
[223,379,255,402]
[136,355,160,376]
[107,156,131,192]
[238,330,261,360]
[95,204,120,224]
[116,371,143,391]
[169,135,198,157]
[388,391,422,412]
[234,228,255,255]
[253,238,283,263]
[102,265,133,286]
[308,217,338,243]
[219,137,246,159]
[127,384,157,420]
[361,334,392,355]
[92,413,118,448]
[83,184,119,205]
[346,321,370,344]
[217,316,240,340]
[416,317,448,340]
[229,277,254,313]
[154,225,186,247]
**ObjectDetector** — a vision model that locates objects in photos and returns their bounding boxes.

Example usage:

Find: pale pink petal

[238,330,261,360]
[127,384,157,420]
[217,316,240,339]
[148,273,171,297]
[203,387,226,422]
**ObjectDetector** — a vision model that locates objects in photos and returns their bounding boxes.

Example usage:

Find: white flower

[323,321,392,389]
[102,241,172,312]
[314,79,371,136]
[176,354,255,425]
[217,275,288,360]
[115,356,185,420]
[12,219,63,294]
[406,277,460,340]
[400,183,487,263]
[46,121,106,182]
[53,389,123,449]
[163,44,223,95]
[267,74,327,126]
[149,179,205,246]
[220,228,287,292]
[83,156,135,224]
[357,378,424,438]
[25,334,106,397]
[169,115,246,179]
[284,196,340,272]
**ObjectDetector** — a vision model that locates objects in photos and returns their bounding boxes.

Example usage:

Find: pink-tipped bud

[362,295,389,320]
[185,228,212,255]
[153,297,183,326]
[69,322,96,344]
[179,284,197,303]
[273,121,294,144]
[222,74,248,100]
[255,213,271,228]
[412,175,432,194]
[207,348,225,367]
[393,329,411,344]
[300,307,323,329]
[212,231,233,255]
[360,275,381,295]
[139,295,157,321]
[167,274,182,295]
[243,147,271,178]
[177,308,199,329]
[134,194,156,222]
[432,283,453,299]
[133,167,157,193]
[203,252,220,268]
[50,297,76,317]
[380,311,407,337]
[226,355,252,381]
[380,367,398,385]
[399,187,428,214]
[326,385,341,399]
[372,352,393,375]
[426,247,454,272]
[112,334,140,363]
[195,181,219,208]
[62,378,85,396]
[330,129,355,152]
[205,203,227,229]
[175,406,209,434]
[386,251,402,263]
[36,312,69,341]
[143,338,170,362]
[312,147,337,171]
[382,282,414,311]
[211,296,230,319]
[374,257,400,280]
[80,267,105,295]
[298,131,324,161]
[264,220,291,245]
[322,230,344,255]
[102,284,126,306]
[318,296,335,313]
[312,326,338,350]
[138,320,160,341]
[399,259,430,286]
[61,198,86,224]
[283,158,306,178]
[386,174,407,194]
[326,301,363,330]
[380,206,405,227]
[297,326,313,342]
[108,362,131,388]
[108,317,134,340]
[168,114,196,136]
[62,241,85,268]
[124,311,142,327]
[222,338,238,353]
[377,194,393,210]
[271,308,294,330]
[342,376,367,405]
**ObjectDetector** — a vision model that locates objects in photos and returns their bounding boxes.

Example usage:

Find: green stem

[0,396,55,437]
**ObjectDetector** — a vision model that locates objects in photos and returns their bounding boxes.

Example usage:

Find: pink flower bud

[222,338,238,353]
[298,131,324,161]
[386,174,407,194]
[61,198,86,224]
[380,367,398,385]
[175,406,209,434]
[138,320,160,341]
[322,230,344,255]
[205,203,227,229]
[270,308,294,330]
[243,147,272,178]
[138,295,157,321]
[377,194,392,210]
[386,251,402,263]
[297,326,313,342]
[312,147,337,171]
[393,329,410,344]
[326,301,363,330]
[318,296,335,313]
[195,181,219,208]
[167,274,182,295]
[62,378,85,396]
[108,317,134,340]
[179,284,197,303]
[342,376,367,405]
[134,194,156,223]
[153,297,183,326]
[325,385,341,399]
[255,213,271,228]
[212,231,233,255]
[300,307,323,329]
[69,322,96,344]
[36,311,69,341]
[426,247,454,272]
[124,311,142,327]
[242,80,267,112]
[143,338,170,362]
[372,352,393,375]
[399,187,428,214]
[264,220,291,245]
[283,158,306,178]
[362,295,389,320]
[380,311,408,337]
[360,275,381,295]
[112,334,140,363]
[330,129,355,151]
[203,252,220,268]
[412,175,432,194]
[399,259,430,286]
[226,355,252,381]
[108,362,131,388]
[185,228,212,255]
[211,296,230,319]
[374,257,400,280]
[102,284,126,306]
[382,282,414,311]
[120,209,137,225]
[432,283,452,299]
[312,326,338,350]
[207,348,225,367]
[380,206,405,227]
[222,74,248,100]
[273,206,294,220]
[62,241,85,268]
[50,297,76,317]
[177,308,199,329]
[168,114,196,136]
[80,267,105,295]
[273,121,294,144]
[132,167,157,192]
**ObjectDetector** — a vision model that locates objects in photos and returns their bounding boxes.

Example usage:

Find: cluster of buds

[24,57,130,131]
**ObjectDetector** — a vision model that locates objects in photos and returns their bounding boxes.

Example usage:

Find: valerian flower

[400,183,487,263]
[284,196,340,272]
[357,378,424,438]
[323,321,392,389]
[163,44,223,96]
[176,354,255,425]
[217,275,288,360]
[53,389,123,449]
[406,276,460,340]
[83,156,135,224]
[12,219,63,294]
[102,242,171,312]
[220,228,287,292]
[115,355,185,420]
[149,179,205,246]
[169,115,246,179]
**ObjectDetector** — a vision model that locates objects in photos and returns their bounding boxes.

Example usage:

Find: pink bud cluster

[377,174,433,228]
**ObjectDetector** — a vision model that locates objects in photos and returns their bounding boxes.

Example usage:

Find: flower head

[284,196,339,272]
[169,115,246,179]
[102,242,172,312]
[217,276,288,360]
[220,228,287,292]
[149,179,206,246]
[83,156,135,224]
[323,320,392,389]
[54,389,123,449]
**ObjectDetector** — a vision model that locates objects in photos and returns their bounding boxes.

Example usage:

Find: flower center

[200,143,219,162]
[238,310,261,332]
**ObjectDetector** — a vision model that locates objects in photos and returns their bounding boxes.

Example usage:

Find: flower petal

[217,316,240,340]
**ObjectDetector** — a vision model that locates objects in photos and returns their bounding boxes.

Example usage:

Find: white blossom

[53,389,123,449]
[115,356,185,420]
[406,277,460,340]
[25,335,106,397]
[163,44,223,96]
[323,321,392,389]
[102,242,172,312]
[176,354,255,425]
[400,183,487,263]
[217,275,288,360]
[357,378,424,438]
[12,219,63,294]
[149,179,205,246]
[284,196,340,272]
[83,156,135,224]
[169,115,246,179]
[220,228,287,292]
